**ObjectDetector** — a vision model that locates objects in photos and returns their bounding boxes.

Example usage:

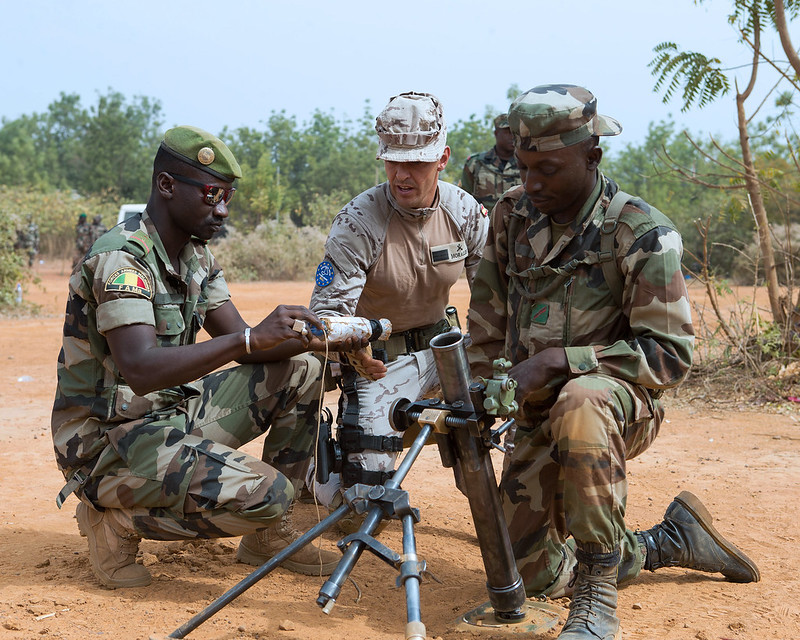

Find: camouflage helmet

[375,92,447,162]
[508,84,621,152]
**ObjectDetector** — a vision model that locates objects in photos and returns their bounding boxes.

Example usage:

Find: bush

[213,220,326,282]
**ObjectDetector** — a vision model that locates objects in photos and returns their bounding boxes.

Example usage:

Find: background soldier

[73,213,92,268]
[460,113,520,211]
[15,217,40,267]
[466,85,759,639]
[305,92,487,525]
[51,125,363,589]
[90,214,108,244]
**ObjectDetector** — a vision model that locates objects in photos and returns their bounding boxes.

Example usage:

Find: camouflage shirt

[460,146,520,211]
[467,173,694,418]
[51,210,230,475]
[90,221,108,244]
[75,221,93,253]
[310,181,488,332]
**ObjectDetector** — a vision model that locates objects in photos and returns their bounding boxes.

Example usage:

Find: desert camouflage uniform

[52,210,320,540]
[467,174,694,596]
[311,180,487,483]
[460,147,520,212]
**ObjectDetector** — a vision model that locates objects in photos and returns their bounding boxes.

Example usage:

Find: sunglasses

[168,173,236,206]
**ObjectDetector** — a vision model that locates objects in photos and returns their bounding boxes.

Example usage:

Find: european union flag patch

[315,260,335,287]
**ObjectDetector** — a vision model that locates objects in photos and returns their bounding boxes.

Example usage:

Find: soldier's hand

[343,346,387,380]
[252,305,323,351]
[509,347,568,404]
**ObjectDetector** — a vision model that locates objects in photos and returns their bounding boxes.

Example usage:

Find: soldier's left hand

[509,347,568,404]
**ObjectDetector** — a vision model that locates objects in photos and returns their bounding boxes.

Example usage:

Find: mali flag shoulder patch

[105,268,153,299]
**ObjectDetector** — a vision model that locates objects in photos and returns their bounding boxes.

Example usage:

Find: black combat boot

[558,548,621,640]
[637,490,760,582]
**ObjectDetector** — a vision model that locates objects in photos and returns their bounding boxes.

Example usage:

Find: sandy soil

[1,260,799,640]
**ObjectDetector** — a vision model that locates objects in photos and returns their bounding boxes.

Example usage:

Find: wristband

[244,327,251,354]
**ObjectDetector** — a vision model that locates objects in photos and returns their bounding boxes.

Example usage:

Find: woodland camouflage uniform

[52,209,320,539]
[460,113,520,211]
[467,84,695,598]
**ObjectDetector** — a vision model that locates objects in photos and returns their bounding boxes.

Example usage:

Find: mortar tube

[429,331,526,619]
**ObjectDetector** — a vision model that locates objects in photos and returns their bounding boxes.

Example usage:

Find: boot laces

[564,577,599,629]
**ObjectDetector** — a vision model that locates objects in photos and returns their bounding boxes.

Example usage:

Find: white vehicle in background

[116,203,146,225]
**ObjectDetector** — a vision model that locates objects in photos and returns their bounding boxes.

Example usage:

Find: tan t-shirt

[356,206,465,332]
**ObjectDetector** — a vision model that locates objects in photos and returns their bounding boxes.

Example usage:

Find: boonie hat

[160,125,242,181]
[375,92,447,162]
[509,84,622,152]
[493,113,510,129]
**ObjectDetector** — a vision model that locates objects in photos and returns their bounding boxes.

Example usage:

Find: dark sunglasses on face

[168,173,236,206]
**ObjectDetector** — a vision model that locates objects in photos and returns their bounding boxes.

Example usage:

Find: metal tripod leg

[167,505,350,639]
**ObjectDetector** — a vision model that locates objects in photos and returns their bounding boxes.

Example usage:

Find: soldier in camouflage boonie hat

[508,84,622,152]
[375,92,447,162]
[160,125,243,181]
[493,113,510,129]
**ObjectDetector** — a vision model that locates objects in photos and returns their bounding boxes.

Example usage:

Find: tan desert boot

[236,508,340,576]
[75,501,152,589]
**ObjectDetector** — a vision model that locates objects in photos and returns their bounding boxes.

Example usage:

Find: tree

[649,0,800,343]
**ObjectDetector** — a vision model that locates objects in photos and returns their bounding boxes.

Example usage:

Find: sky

[3,0,793,154]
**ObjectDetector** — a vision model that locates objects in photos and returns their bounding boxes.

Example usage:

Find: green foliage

[212,221,326,282]
[649,42,730,111]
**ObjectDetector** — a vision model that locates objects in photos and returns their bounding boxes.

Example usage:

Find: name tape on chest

[104,267,153,299]
[430,241,468,265]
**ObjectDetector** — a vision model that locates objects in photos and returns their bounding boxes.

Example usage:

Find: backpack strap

[599,189,632,307]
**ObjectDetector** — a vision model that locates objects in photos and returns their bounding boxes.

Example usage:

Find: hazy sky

[4,0,791,153]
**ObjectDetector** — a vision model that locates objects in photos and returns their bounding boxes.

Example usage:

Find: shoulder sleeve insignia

[480,204,489,217]
[130,231,153,256]
[104,268,153,299]
[315,260,335,287]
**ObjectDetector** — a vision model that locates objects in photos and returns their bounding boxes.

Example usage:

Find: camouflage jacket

[467,174,694,417]
[51,210,230,475]
[460,146,520,211]
[75,221,93,253]
[311,181,487,332]
[90,222,108,244]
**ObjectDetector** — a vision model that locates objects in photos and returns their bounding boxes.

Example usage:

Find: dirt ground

[2,259,799,640]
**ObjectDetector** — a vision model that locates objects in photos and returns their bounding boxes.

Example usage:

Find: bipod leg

[167,505,350,639]
[399,513,426,640]
[316,423,433,615]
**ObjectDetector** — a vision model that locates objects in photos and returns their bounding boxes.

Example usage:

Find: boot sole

[75,504,152,589]
[236,546,340,576]
[673,491,760,583]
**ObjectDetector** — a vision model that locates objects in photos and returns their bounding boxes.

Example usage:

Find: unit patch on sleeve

[430,241,468,265]
[315,260,335,287]
[104,268,153,299]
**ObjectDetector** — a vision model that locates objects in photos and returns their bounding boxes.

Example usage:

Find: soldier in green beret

[459,113,520,211]
[466,85,759,639]
[51,125,364,589]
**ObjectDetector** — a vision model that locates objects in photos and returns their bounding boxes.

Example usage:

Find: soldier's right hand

[251,305,324,352]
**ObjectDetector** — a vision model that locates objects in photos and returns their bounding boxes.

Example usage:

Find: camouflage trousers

[501,374,663,596]
[83,354,322,540]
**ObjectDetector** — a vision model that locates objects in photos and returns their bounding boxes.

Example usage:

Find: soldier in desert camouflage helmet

[305,92,487,526]
[466,84,760,639]
[460,113,520,211]
[51,125,369,589]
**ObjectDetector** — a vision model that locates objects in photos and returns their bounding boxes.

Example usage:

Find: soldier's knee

[550,377,622,444]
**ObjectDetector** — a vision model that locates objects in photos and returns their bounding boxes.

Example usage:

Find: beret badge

[197,147,215,165]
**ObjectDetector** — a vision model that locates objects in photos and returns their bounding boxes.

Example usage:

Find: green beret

[509,84,621,152]
[493,113,509,129]
[160,125,242,181]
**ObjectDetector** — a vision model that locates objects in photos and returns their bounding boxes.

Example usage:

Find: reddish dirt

[1,260,799,640]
